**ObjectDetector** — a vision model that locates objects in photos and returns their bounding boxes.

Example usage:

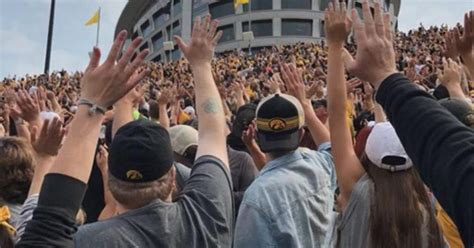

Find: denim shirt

[234,143,336,248]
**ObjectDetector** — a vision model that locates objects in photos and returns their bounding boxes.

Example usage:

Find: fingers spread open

[117,37,143,70]
[192,16,202,37]
[106,30,127,65]
[124,49,149,80]
[212,31,223,46]
[362,0,376,37]
[86,47,101,72]
[374,1,385,37]
[352,9,367,44]
[208,20,219,40]
[383,13,392,41]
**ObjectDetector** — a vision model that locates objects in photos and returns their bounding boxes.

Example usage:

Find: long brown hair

[0,137,33,204]
[361,155,444,248]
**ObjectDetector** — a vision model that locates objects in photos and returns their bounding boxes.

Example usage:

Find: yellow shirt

[436,202,463,248]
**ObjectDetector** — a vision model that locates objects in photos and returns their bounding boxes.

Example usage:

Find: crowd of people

[0,1,473,247]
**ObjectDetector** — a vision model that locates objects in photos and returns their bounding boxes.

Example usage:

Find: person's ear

[298,128,305,143]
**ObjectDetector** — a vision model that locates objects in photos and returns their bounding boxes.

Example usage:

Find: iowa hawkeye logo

[126,170,143,180]
[268,118,287,131]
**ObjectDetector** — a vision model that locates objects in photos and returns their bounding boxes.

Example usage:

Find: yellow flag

[234,0,249,9]
[85,10,100,26]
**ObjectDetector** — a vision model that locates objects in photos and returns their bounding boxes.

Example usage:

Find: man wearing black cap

[73,15,234,247]
[234,63,336,247]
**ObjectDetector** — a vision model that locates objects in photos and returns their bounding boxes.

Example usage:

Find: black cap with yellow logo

[256,94,305,153]
[109,119,174,183]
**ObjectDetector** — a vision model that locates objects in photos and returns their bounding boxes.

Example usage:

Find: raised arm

[17,30,148,247]
[438,58,467,100]
[157,88,173,129]
[28,117,65,196]
[342,4,474,246]
[174,15,228,166]
[324,1,364,208]
[112,84,146,138]
[280,63,330,146]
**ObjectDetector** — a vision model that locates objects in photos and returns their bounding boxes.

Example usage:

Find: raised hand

[10,89,41,123]
[95,145,109,173]
[264,74,283,94]
[324,0,352,46]
[453,11,474,62]
[80,30,150,109]
[346,78,363,94]
[280,63,306,103]
[157,87,174,105]
[341,0,397,88]
[438,58,464,98]
[174,15,223,66]
[444,30,459,60]
[30,117,65,156]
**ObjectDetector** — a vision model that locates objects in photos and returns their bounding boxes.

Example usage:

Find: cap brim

[257,131,300,153]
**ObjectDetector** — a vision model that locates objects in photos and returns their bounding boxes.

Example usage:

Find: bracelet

[77,98,107,116]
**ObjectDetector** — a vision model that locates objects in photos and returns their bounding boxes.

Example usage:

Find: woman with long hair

[324,1,444,247]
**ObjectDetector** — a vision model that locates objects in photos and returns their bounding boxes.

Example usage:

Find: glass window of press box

[242,20,273,37]
[152,32,164,51]
[209,0,234,19]
[172,0,182,16]
[153,3,171,28]
[281,0,311,9]
[141,21,153,37]
[282,19,312,36]
[217,24,235,43]
[320,0,348,10]
[243,0,273,12]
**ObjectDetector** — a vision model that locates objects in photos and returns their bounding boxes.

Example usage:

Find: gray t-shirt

[74,156,234,248]
[228,147,258,209]
[336,174,372,248]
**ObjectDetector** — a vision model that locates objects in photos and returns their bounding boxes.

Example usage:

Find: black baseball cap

[256,94,304,153]
[439,98,474,128]
[109,119,174,183]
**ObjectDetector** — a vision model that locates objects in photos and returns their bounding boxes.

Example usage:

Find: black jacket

[376,73,474,247]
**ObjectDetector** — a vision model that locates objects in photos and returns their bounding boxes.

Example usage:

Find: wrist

[190,63,212,71]
[35,152,56,161]
[327,43,344,50]
[371,71,399,89]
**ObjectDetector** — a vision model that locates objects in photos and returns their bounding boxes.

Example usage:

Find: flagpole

[96,7,101,47]
[44,0,56,75]
[248,0,252,55]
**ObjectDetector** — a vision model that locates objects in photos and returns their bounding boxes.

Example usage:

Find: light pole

[44,0,56,75]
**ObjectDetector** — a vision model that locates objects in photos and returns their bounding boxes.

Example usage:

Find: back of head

[108,119,175,209]
[231,103,257,137]
[168,125,198,167]
[363,123,443,247]
[438,98,474,128]
[0,137,33,204]
[255,94,304,156]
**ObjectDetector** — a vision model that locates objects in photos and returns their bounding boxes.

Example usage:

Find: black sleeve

[376,73,474,247]
[16,173,87,248]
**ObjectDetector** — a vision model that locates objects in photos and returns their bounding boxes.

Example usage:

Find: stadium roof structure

[115,0,157,39]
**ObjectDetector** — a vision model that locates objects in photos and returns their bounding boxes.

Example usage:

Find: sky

[0,0,472,78]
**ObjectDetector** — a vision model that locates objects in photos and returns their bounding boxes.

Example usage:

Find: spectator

[234,63,335,247]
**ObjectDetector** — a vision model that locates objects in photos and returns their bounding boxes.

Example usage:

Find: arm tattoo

[202,98,219,114]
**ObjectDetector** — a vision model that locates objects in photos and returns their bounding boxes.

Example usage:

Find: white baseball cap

[365,122,413,172]
[168,125,198,156]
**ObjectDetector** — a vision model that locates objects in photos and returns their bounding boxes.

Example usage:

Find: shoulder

[339,174,373,224]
